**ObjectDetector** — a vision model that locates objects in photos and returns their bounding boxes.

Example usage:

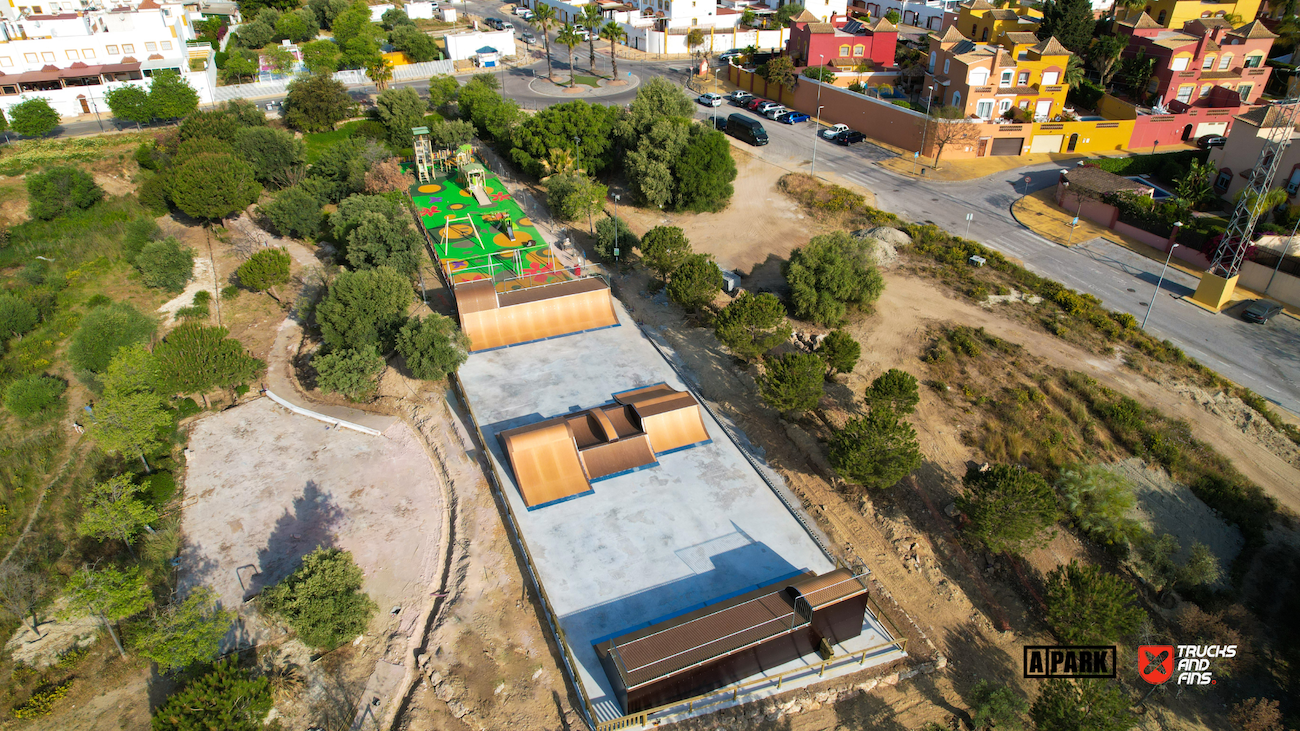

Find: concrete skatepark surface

[458,300,899,722]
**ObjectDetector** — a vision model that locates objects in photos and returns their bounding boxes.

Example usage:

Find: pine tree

[1036,0,1095,56]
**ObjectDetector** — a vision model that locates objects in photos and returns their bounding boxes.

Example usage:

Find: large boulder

[850,226,910,268]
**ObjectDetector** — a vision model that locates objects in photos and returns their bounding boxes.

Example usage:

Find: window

[1199,85,1210,97]
[0,57,9,67]
[1156,9,1165,23]
[839,44,850,56]
[1018,70,1029,85]
[853,44,864,56]
[1171,55,1189,71]
[976,99,993,118]
[928,50,936,72]
[969,67,989,85]
[106,44,118,54]
[952,91,961,108]
[1215,170,1231,189]
[145,42,157,52]
[23,53,37,63]
[1042,70,1058,85]
[1000,69,1013,86]
[971,23,977,36]
[122,43,135,53]
[1176,85,1193,103]
[41,52,55,62]
[943,58,950,74]
[161,40,172,50]
[65,50,79,60]
[998,99,1012,114]
[1202,56,1215,69]
[980,27,988,41]
[1219,53,1231,70]
[1287,167,1300,195]
[82,48,94,58]
[1244,54,1262,68]
[1237,83,1252,99]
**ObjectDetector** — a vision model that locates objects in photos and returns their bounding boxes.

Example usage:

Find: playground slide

[501,421,592,509]
[470,184,492,207]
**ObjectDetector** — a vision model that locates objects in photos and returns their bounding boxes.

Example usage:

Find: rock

[813,691,835,703]
[804,701,821,711]
[428,670,443,686]
[943,502,960,518]
[882,672,900,686]
[856,678,879,692]
[417,653,429,668]
[935,654,948,670]
[447,700,470,719]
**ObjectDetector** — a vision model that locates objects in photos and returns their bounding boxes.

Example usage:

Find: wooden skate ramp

[500,420,592,510]
[615,384,711,454]
[455,277,618,351]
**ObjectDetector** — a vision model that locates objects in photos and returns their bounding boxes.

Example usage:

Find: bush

[316,266,412,353]
[313,347,386,402]
[4,375,66,418]
[1043,560,1144,644]
[122,218,162,265]
[864,368,919,415]
[758,352,825,413]
[1057,465,1144,550]
[829,406,922,489]
[785,230,884,326]
[396,315,469,381]
[135,237,195,292]
[640,226,693,280]
[969,679,1028,731]
[0,292,39,339]
[1030,679,1135,731]
[150,659,271,730]
[261,185,323,240]
[667,253,723,311]
[1228,698,1285,731]
[68,301,156,375]
[26,166,105,221]
[134,587,232,673]
[259,547,377,648]
[714,292,791,360]
[957,464,1058,554]
[11,679,73,719]
[236,248,292,300]
[593,215,638,263]
[545,173,607,224]
[817,329,860,374]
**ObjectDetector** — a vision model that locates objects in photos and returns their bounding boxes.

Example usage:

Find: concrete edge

[263,389,383,436]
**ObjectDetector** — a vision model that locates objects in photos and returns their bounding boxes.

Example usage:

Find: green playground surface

[410,170,554,284]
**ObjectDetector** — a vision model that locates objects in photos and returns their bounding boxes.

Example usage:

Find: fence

[209,59,456,102]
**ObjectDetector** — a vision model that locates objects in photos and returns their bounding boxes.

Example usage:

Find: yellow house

[956,0,1040,45]
[1117,0,1263,29]
[926,28,1072,122]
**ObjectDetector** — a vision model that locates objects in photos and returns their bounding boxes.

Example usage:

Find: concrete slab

[458,299,898,723]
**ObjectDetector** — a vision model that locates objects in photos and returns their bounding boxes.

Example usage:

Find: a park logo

[1140,644,1236,685]
[1023,646,1117,679]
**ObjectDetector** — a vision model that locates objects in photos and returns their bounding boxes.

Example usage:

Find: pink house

[786,16,898,70]
[1117,13,1275,109]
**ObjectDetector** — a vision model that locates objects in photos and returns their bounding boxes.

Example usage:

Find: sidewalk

[875,142,1201,183]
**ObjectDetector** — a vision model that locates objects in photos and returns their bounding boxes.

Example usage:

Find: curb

[263,389,383,436]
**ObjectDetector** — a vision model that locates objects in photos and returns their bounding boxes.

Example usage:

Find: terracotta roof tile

[1029,36,1070,56]
[1226,19,1277,40]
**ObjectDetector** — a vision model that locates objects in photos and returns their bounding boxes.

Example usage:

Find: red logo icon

[1138,645,1174,684]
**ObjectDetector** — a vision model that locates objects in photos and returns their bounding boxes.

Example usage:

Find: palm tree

[1237,186,1289,217]
[532,4,558,81]
[368,57,393,91]
[1064,55,1084,88]
[557,24,583,87]
[1111,0,1144,23]
[582,5,604,74]
[600,20,627,80]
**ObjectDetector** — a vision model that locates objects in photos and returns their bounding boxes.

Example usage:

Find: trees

[686,27,706,59]
[1118,48,1155,102]
[77,475,158,558]
[332,0,384,69]
[510,100,621,177]
[151,658,272,731]
[0,292,39,339]
[714,292,791,360]
[775,3,805,26]
[1064,54,1085,88]
[170,153,261,222]
[264,45,296,76]
[817,330,860,374]
[345,213,423,274]
[969,679,1028,731]
[427,74,460,111]
[147,71,199,121]
[308,138,368,201]
[234,126,306,187]
[259,547,377,648]
[284,73,354,132]
[376,87,426,148]
[125,219,161,264]
[785,230,885,326]
[582,4,604,72]
[314,347,386,400]
[104,85,152,128]
[673,126,737,213]
[759,352,825,413]
[626,117,688,209]
[9,98,59,137]
[0,562,47,637]
[600,21,627,79]
[803,65,836,82]
[957,464,1058,554]
[68,302,156,375]
[926,106,980,168]
[1229,698,1286,731]
[301,38,343,75]
[763,55,796,90]
[135,238,195,292]
[396,315,470,380]
[544,173,607,228]
[276,7,319,43]
[236,248,292,302]
[261,186,323,239]
[1031,680,1135,731]
[135,587,232,673]
[594,215,637,262]
[865,368,919,414]
[829,406,922,489]
[532,4,558,80]
[667,253,723,311]
[639,225,692,281]
[557,24,584,87]
[363,158,411,193]
[4,375,66,419]
[1057,465,1143,549]
[330,194,406,241]
[457,74,520,141]
[26,166,104,221]
[89,345,173,472]
[380,7,413,30]
[1175,159,1214,209]
[316,266,412,352]
[626,77,696,137]
[1138,534,1222,591]
[1035,0,1094,55]
[1043,561,1144,644]
[153,323,265,397]
[389,24,438,63]
[221,51,260,85]
[65,564,152,657]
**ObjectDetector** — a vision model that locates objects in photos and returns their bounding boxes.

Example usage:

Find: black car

[1241,299,1284,323]
[484,16,507,29]
[1196,134,1227,149]
[832,130,866,145]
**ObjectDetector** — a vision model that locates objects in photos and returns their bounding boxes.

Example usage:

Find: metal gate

[990,137,1024,156]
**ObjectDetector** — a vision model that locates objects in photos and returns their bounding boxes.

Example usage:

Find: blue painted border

[611,380,671,398]
[524,488,596,512]
[588,460,660,483]
[655,439,713,457]
[473,322,621,354]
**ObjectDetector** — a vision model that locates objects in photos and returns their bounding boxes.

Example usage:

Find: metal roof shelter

[595,568,870,713]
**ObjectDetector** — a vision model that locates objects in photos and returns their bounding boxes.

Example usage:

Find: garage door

[990,137,1024,156]
[1030,135,1063,154]
[1195,122,1228,138]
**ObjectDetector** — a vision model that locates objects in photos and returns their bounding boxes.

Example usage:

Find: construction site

[408,130,911,728]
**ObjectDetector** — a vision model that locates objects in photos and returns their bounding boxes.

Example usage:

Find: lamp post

[613,193,621,263]
[1266,213,1300,294]
[1141,228,1180,330]
[917,84,934,174]
[573,135,581,172]
[811,104,825,178]
[1060,169,1087,247]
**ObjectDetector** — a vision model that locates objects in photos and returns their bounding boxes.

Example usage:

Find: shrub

[639,225,692,280]
[316,267,412,352]
[261,185,323,240]
[68,301,156,375]
[829,406,922,489]
[0,292,40,339]
[1228,698,1285,731]
[969,679,1028,731]
[236,248,292,302]
[593,215,638,263]
[4,375,66,418]
[817,329,860,374]
[957,464,1058,554]
[313,347,386,402]
[26,166,104,221]
[221,284,240,301]
[135,237,195,293]
[11,678,73,719]
[864,368,919,415]
[1057,465,1144,550]
[714,292,790,360]
[259,547,377,648]
[150,659,271,730]
[1030,679,1135,731]
[667,253,723,311]
[1043,560,1144,644]
[122,218,162,265]
[785,230,884,326]
[134,587,232,673]
[758,352,825,413]
[396,315,469,381]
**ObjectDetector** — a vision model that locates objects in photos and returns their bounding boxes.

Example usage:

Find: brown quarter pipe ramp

[456,277,618,352]
[615,384,712,454]
[500,420,593,510]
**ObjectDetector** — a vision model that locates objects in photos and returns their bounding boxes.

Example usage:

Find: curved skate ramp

[456,277,618,352]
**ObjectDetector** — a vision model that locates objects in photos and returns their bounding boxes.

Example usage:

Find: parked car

[697,92,723,107]
[521,30,536,43]
[1197,134,1227,149]
[513,5,530,15]
[729,90,753,104]
[711,115,728,131]
[717,48,744,60]
[484,17,507,29]
[820,123,849,139]
[518,8,533,19]
[755,101,783,114]
[726,113,768,146]
[1241,299,1284,323]
[778,111,810,124]
[833,130,866,145]
[745,98,768,111]
[574,25,590,39]
[763,105,789,119]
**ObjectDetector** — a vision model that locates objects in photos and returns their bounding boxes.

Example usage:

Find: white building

[0,0,215,118]
[852,0,958,30]
[443,27,516,61]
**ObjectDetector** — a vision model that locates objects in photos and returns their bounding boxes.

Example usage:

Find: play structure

[408,130,620,351]
[497,385,712,510]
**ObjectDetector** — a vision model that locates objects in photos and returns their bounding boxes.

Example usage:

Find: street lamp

[916,84,934,174]
[1141,225,1180,330]
[811,104,825,178]
[613,193,621,263]
[1266,212,1300,294]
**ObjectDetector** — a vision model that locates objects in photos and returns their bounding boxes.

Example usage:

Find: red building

[1117,13,1275,108]
[786,15,898,70]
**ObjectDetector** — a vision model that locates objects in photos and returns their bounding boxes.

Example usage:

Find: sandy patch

[155,254,213,325]
[4,596,100,668]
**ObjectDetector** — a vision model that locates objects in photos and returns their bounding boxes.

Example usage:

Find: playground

[408,135,574,291]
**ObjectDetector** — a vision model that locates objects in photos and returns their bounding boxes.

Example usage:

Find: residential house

[1117,13,1275,108]
[925,26,1071,121]
[849,0,958,31]
[787,15,897,68]
[1115,0,1263,29]
[954,0,1037,45]
[1206,102,1300,203]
